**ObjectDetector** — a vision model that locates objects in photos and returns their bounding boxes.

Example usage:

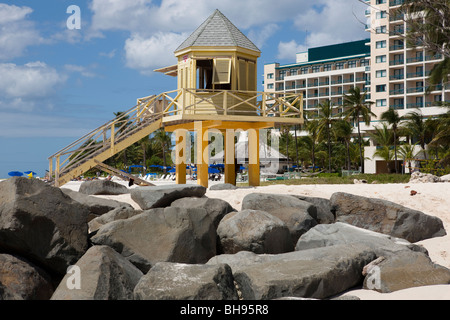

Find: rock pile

[0,177,448,300]
[409,171,442,183]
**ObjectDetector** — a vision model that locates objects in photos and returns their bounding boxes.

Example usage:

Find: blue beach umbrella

[208,167,220,174]
[8,171,23,177]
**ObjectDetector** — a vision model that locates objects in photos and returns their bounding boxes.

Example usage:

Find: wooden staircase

[48,95,164,187]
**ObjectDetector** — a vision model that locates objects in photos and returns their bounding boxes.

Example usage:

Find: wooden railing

[49,89,302,186]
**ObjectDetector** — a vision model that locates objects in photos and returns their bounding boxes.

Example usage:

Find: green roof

[308,39,370,62]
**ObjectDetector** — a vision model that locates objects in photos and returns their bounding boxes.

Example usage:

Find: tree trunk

[393,130,398,174]
[346,141,351,171]
[327,126,331,173]
[294,125,299,168]
[357,118,364,173]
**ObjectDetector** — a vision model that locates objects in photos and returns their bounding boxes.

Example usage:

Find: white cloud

[277,40,307,61]
[0,62,66,111]
[294,0,368,48]
[124,32,187,74]
[0,4,43,60]
[248,23,280,49]
[64,64,98,78]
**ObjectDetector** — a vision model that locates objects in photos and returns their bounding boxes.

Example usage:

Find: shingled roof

[175,9,260,53]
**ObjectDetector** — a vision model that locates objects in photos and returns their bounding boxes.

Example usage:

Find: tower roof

[175,9,260,54]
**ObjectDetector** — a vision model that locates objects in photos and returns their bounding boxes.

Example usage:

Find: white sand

[62,179,450,300]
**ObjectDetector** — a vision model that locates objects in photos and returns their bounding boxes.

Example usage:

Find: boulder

[217,209,293,254]
[409,171,441,183]
[0,253,54,300]
[209,183,238,190]
[91,207,216,273]
[170,197,235,230]
[330,192,446,242]
[130,184,206,210]
[0,177,90,275]
[51,246,143,300]
[133,262,238,300]
[295,222,427,255]
[363,250,450,293]
[62,187,134,218]
[79,180,130,195]
[88,206,142,233]
[242,193,317,245]
[209,244,376,300]
[293,195,335,224]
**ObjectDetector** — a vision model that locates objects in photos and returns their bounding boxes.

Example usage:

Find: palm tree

[341,86,375,173]
[152,128,172,171]
[402,111,433,160]
[317,100,335,172]
[429,108,450,166]
[369,123,394,173]
[333,119,353,171]
[398,143,419,174]
[380,108,402,173]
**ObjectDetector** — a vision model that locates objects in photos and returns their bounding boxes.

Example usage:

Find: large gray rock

[170,197,235,230]
[62,187,133,217]
[51,246,143,300]
[91,207,216,273]
[363,250,450,293]
[0,177,89,275]
[79,180,130,195]
[0,253,54,300]
[331,192,446,242]
[217,209,293,254]
[130,184,206,210]
[133,262,238,300]
[242,193,318,245]
[295,222,427,255]
[208,244,376,300]
[293,195,335,224]
[209,183,237,190]
[88,206,142,233]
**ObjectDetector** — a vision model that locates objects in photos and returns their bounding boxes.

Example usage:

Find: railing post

[223,91,228,116]
[55,156,60,187]
[48,158,53,182]
[262,93,266,117]
[110,123,115,156]
[182,89,186,115]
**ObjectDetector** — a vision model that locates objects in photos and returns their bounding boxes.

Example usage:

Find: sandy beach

[62,179,450,299]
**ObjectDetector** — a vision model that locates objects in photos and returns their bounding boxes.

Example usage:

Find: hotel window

[312,65,320,73]
[348,60,357,68]
[376,40,386,49]
[267,83,274,89]
[376,11,387,19]
[360,59,370,67]
[376,55,387,63]
[376,0,386,4]
[290,69,298,76]
[267,73,274,79]
[336,62,344,70]
[376,70,387,78]
[376,85,386,92]
[376,26,387,34]
[376,99,387,107]
[323,64,332,71]
[301,67,308,74]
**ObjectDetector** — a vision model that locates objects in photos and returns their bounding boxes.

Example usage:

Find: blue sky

[0,0,368,178]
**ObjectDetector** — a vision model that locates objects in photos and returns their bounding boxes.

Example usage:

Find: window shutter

[238,59,247,90]
[213,59,231,84]
[248,61,256,91]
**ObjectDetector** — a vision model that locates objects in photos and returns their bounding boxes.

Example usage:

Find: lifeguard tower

[48,9,303,188]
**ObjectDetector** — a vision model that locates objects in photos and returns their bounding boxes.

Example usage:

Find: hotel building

[263,0,449,173]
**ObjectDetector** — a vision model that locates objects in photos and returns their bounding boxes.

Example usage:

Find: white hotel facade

[263,0,449,174]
